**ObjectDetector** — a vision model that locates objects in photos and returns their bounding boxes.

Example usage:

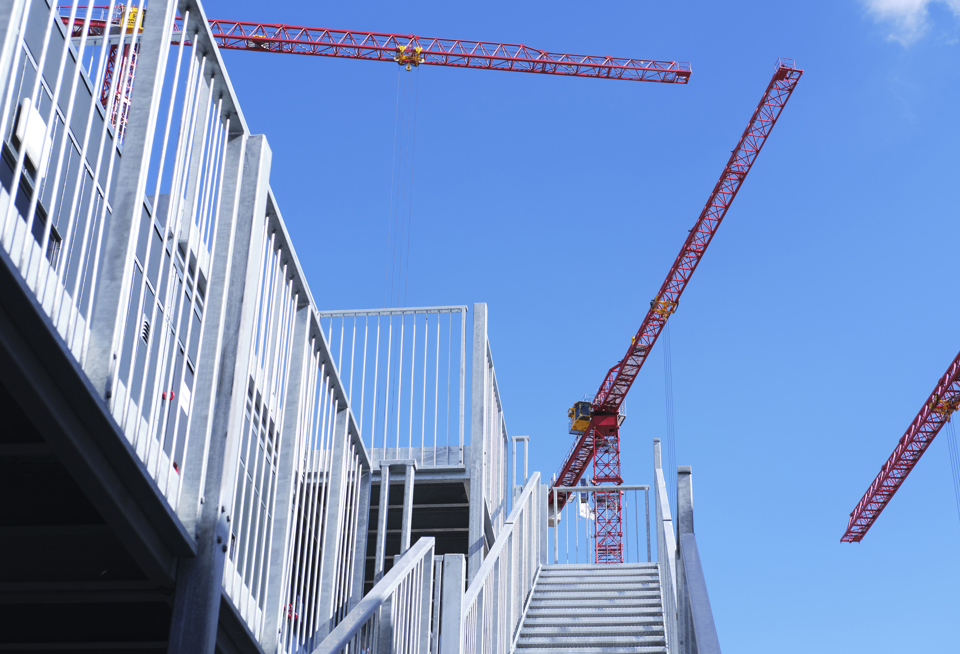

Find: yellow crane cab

[568,401,592,434]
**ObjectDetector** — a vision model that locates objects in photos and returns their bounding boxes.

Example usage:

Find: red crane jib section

[62,11,691,84]
[549,61,803,512]
[842,350,960,543]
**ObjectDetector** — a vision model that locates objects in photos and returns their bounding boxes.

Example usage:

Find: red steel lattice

[62,9,691,84]
[842,349,960,542]
[549,60,803,517]
[194,20,691,83]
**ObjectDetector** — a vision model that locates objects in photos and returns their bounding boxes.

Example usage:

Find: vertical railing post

[350,465,372,610]
[260,307,311,653]
[440,553,464,654]
[539,484,548,566]
[654,438,678,654]
[401,461,416,554]
[677,465,693,654]
[468,302,487,583]
[646,487,651,563]
[0,0,27,98]
[375,464,391,583]
[83,0,177,397]
[419,549,436,654]
[166,134,272,654]
[316,407,351,641]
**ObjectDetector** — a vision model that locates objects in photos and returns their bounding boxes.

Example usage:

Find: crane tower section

[552,60,803,563]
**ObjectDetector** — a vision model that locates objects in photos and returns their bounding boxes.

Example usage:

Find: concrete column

[439,554,465,654]
[374,465,390,583]
[467,302,487,583]
[165,135,272,654]
[259,307,311,654]
[84,0,178,397]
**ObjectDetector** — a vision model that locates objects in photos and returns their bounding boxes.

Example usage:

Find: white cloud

[861,0,960,45]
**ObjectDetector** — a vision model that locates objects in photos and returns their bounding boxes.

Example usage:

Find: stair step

[533,590,661,599]
[514,648,667,654]
[538,570,658,576]
[517,636,666,647]
[524,617,664,627]
[536,580,658,588]
[526,612,662,622]
[529,598,662,608]
[522,627,664,637]
[534,583,660,595]
[542,563,658,570]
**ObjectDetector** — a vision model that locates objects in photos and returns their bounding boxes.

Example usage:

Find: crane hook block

[395,44,424,67]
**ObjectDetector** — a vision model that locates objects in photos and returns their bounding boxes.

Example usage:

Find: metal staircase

[515,563,667,654]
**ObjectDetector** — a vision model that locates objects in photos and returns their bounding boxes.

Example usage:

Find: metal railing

[654,439,721,654]
[313,536,436,654]
[654,440,679,652]
[460,471,542,654]
[1,0,374,647]
[318,306,468,468]
[548,484,650,565]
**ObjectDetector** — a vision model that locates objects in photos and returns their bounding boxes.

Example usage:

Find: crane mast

[842,349,960,542]
[551,60,802,563]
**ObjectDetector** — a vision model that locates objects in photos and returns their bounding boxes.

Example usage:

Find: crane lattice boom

[549,60,803,513]
[842,349,960,542]
[199,20,692,83]
[62,7,691,83]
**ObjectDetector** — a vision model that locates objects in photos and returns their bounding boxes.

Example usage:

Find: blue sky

[203,0,960,650]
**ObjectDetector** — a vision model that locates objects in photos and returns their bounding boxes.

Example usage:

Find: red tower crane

[842,349,960,542]
[551,60,803,563]
[62,5,691,138]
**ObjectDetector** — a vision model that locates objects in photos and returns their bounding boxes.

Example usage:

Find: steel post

[374,465,390,583]
[166,134,272,654]
[467,302,487,583]
[401,462,416,554]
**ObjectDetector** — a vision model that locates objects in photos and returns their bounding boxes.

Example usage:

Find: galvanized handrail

[548,484,651,565]
[312,536,436,654]
[655,440,722,654]
[461,471,542,654]
[677,533,721,654]
[654,440,678,652]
